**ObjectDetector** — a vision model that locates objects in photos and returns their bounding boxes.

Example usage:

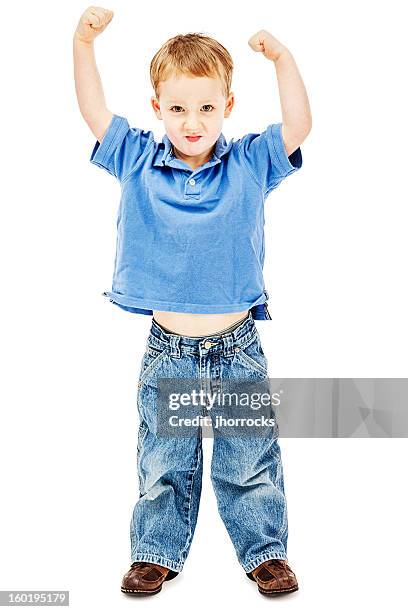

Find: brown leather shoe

[247,559,299,596]
[121,561,178,596]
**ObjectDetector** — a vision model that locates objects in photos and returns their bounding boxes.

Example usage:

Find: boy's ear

[151,96,162,120]
[224,91,235,118]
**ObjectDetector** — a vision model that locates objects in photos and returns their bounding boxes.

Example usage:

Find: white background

[1,0,407,610]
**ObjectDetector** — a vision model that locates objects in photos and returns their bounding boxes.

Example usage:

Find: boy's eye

[169,105,214,112]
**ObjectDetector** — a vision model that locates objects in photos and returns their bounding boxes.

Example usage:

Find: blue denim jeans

[130,311,288,576]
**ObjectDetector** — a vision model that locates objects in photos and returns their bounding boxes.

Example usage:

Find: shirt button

[188,178,196,186]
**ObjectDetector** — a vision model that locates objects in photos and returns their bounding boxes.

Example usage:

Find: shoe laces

[266,559,287,569]
[131,561,152,569]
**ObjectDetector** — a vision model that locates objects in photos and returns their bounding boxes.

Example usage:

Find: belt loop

[264,302,272,320]
[222,333,235,358]
[169,334,181,358]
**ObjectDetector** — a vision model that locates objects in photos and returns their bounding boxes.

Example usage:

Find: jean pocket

[235,336,268,377]
[138,343,168,388]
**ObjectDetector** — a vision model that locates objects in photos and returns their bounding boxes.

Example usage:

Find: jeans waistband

[148,311,259,358]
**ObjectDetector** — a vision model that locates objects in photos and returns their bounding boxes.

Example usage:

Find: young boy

[73,6,311,597]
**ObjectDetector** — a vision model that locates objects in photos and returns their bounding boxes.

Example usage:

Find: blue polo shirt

[90,114,302,320]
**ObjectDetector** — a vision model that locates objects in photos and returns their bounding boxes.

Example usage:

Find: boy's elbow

[85,109,114,142]
[296,117,312,147]
[300,114,312,138]
[306,115,312,135]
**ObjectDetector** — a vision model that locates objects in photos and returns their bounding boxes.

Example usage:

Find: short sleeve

[89,114,154,182]
[238,123,302,195]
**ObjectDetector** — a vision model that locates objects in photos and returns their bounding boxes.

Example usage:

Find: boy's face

[151,73,234,170]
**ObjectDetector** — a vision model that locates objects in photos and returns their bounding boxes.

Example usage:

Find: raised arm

[73,6,115,142]
[248,30,312,157]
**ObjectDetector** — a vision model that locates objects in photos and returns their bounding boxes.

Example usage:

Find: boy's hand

[248,30,287,62]
[74,6,114,44]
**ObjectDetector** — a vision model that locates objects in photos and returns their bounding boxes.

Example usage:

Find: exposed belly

[152,309,250,336]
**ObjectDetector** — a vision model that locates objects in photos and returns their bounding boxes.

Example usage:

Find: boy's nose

[184,116,201,129]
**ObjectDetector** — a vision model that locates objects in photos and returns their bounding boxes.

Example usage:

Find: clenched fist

[247,30,287,62]
[74,6,114,43]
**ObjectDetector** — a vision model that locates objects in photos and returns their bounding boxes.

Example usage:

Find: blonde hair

[150,32,233,100]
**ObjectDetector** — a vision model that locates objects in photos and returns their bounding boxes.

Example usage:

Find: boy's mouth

[185,136,202,143]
